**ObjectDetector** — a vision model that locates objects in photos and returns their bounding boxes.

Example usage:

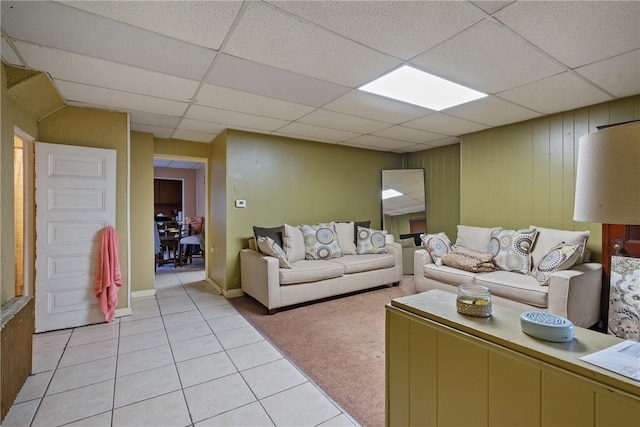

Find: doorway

[13,129,35,298]
[153,156,208,274]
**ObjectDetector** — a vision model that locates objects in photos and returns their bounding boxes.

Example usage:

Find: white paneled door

[35,142,116,333]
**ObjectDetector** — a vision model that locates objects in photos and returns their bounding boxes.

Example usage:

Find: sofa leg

[268,308,277,315]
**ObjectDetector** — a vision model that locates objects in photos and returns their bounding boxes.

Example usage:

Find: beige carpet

[230,276,416,427]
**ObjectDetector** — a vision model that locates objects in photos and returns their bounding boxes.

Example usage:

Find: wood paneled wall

[407,144,461,240]
[459,96,639,261]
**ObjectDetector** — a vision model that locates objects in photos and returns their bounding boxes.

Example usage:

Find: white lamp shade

[573,121,640,224]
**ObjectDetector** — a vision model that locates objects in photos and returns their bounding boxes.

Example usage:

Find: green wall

[130,131,155,293]
[220,129,402,292]
[407,144,461,240]
[458,95,640,262]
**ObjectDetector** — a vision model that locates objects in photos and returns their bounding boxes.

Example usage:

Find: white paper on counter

[580,340,640,381]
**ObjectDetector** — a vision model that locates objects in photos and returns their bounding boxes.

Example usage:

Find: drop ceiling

[2,1,639,153]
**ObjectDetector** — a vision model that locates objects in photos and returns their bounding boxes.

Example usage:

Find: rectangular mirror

[382,169,426,243]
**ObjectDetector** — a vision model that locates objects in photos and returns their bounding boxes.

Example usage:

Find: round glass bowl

[456,284,492,317]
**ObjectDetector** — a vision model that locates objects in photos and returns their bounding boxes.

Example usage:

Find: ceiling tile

[371,126,447,144]
[322,90,431,124]
[15,41,200,102]
[130,123,174,139]
[60,0,242,50]
[298,109,391,134]
[186,105,289,132]
[269,1,486,60]
[128,111,181,129]
[54,80,189,116]
[498,72,614,115]
[411,19,566,94]
[1,36,22,66]
[495,1,640,68]
[445,96,542,127]
[576,50,640,98]
[171,129,217,144]
[207,54,349,107]
[470,1,515,15]
[223,1,401,87]
[196,84,315,121]
[275,122,360,143]
[404,113,490,136]
[177,118,227,135]
[343,135,414,152]
[1,1,216,80]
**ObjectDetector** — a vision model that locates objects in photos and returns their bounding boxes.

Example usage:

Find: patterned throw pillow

[256,236,292,269]
[489,228,538,274]
[420,232,453,266]
[531,243,581,285]
[356,226,387,254]
[300,223,343,260]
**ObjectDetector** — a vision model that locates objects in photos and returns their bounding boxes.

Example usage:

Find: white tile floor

[2,261,358,427]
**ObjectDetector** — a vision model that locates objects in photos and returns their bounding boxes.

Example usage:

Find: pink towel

[95,226,121,322]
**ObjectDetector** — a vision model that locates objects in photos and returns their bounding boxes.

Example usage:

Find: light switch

[235,199,246,208]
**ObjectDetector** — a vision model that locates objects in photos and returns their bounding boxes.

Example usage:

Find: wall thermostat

[520,311,574,342]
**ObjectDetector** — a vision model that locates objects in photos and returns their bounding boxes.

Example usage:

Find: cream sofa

[414,225,602,328]
[240,222,403,313]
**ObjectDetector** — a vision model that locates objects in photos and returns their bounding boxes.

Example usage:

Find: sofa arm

[413,249,432,287]
[385,241,403,283]
[547,262,602,328]
[239,248,282,311]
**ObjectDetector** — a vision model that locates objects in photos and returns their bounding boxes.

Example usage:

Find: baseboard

[115,306,133,318]
[131,289,157,299]
[225,288,244,298]
[205,278,223,294]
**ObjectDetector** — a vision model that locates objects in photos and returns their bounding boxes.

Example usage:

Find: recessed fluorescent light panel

[382,189,403,200]
[359,65,487,111]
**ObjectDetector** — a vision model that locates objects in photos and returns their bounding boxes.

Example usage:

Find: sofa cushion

[279,260,345,285]
[420,232,453,266]
[256,236,292,269]
[475,271,548,308]
[283,223,305,262]
[531,243,582,285]
[489,228,537,274]
[529,226,590,267]
[330,253,396,274]
[455,225,502,252]
[253,225,284,251]
[335,222,357,255]
[423,263,478,286]
[357,226,387,254]
[301,223,342,260]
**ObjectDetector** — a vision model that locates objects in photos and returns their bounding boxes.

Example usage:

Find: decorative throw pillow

[334,222,357,255]
[420,232,453,266]
[356,226,387,254]
[528,226,590,267]
[353,220,371,244]
[531,243,581,285]
[490,228,538,274]
[256,236,292,269]
[300,223,343,260]
[253,225,283,252]
[455,225,503,252]
[283,223,305,262]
